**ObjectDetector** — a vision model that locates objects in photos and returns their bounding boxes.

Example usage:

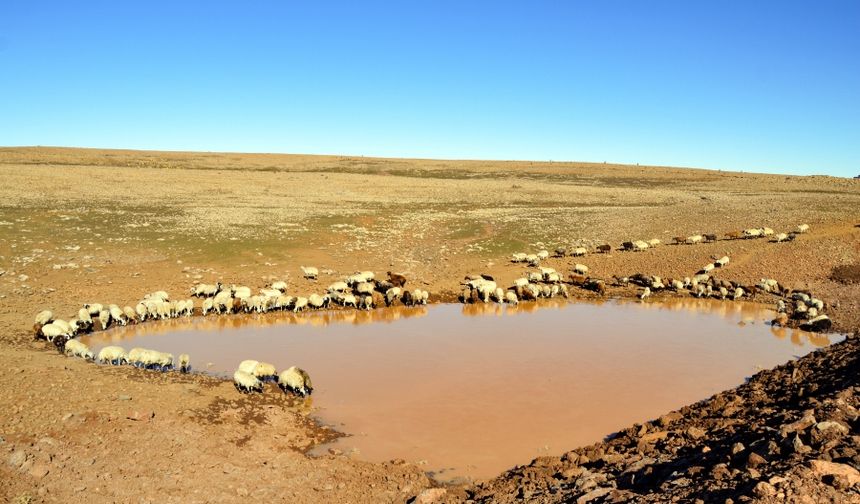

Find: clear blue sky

[1,1,858,176]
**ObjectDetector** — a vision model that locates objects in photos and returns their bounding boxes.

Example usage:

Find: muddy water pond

[81,298,841,481]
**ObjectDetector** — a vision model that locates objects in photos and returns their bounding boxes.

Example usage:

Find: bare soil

[1,147,859,503]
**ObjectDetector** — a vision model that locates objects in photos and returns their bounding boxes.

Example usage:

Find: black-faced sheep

[278,366,313,396]
[234,370,263,393]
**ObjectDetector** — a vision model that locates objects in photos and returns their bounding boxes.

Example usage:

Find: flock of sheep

[31,269,430,396]
[30,221,830,397]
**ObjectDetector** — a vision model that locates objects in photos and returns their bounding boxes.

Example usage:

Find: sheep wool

[278,366,313,396]
[179,354,191,373]
[234,370,263,393]
[97,346,127,365]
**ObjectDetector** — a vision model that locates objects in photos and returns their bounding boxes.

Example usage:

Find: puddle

[80,298,842,481]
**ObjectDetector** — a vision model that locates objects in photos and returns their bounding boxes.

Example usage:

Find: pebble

[411,488,447,503]
[753,481,776,497]
[9,450,27,468]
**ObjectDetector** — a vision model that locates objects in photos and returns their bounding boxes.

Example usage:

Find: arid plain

[1,147,859,503]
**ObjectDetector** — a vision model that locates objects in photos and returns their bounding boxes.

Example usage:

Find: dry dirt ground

[0,147,859,503]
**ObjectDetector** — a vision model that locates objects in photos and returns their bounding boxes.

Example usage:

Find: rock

[577,487,612,504]
[711,463,730,481]
[792,435,811,454]
[808,459,860,485]
[28,462,49,479]
[9,450,27,468]
[731,442,745,455]
[747,452,767,467]
[410,488,447,504]
[236,487,249,496]
[815,421,849,435]
[686,427,706,440]
[780,411,817,437]
[753,481,776,497]
[118,394,132,401]
[658,412,682,427]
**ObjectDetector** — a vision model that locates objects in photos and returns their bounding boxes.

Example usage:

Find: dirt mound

[831,264,860,285]
[465,334,860,503]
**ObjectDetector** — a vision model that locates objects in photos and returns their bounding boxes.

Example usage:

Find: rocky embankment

[462,332,860,503]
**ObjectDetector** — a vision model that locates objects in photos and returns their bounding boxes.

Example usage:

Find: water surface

[81,298,840,481]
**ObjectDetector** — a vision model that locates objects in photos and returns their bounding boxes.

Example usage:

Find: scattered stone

[809,459,860,486]
[118,394,132,401]
[686,426,706,440]
[747,452,767,467]
[780,411,817,437]
[410,487,447,503]
[731,442,745,455]
[815,421,849,435]
[576,487,612,504]
[9,450,27,468]
[753,481,776,497]
[28,462,49,479]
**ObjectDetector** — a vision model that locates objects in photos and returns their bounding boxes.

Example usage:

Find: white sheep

[700,263,715,274]
[511,252,528,263]
[84,303,103,316]
[234,370,263,393]
[718,286,728,299]
[571,247,588,257]
[278,366,313,396]
[270,281,288,292]
[647,239,661,247]
[238,360,260,375]
[64,339,94,360]
[526,254,540,266]
[308,294,327,309]
[213,291,233,314]
[536,250,549,261]
[97,346,127,365]
[385,287,401,306]
[109,304,127,326]
[98,309,111,330]
[328,281,349,293]
[293,297,309,312]
[342,294,358,308]
[686,235,703,245]
[715,256,730,268]
[355,282,375,296]
[360,295,374,310]
[232,285,252,299]
[178,354,190,373]
[640,287,651,300]
[512,277,529,288]
[35,310,54,327]
[762,227,775,236]
[300,266,319,280]
[573,264,589,275]
[743,228,762,239]
[796,224,810,234]
[733,287,745,300]
[504,290,519,305]
[191,282,222,297]
[773,232,789,243]
[527,271,543,283]
[253,362,278,381]
[493,287,505,303]
[40,322,65,342]
[546,272,561,283]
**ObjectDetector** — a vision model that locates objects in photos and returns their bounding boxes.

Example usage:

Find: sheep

[647,239,661,248]
[527,271,543,283]
[569,273,587,286]
[810,298,824,311]
[178,354,190,373]
[51,319,74,337]
[695,284,707,298]
[191,282,222,297]
[743,228,762,239]
[198,298,212,316]
[800,314,830,332]
[493,287,505,303]
[127,347,147,368]
[703,234,717,243]
[536,250,550,261]
[360,295,374,310]
[278,366,313,396]
[35,310,54,327]
[640,287,651,301]
[519,283,540,301]
[252,362,278,382]
[97,346,127,365]
[693,273,710,284]
[270,280,288,293]
[512,277,529,288]
[134,302,148,322]
[274,295,294,310]
[234,370,263,393]
[776,300,786,313]
[546,272,561,283]
[387,271,407,287]
[120,306,136,324]
[416,289,429,305]
[76,308,93,329]
[84,303,103,316]
[144,291,170,302]
[791,291,811,303]
[504,291,519,305]
[796,224,810,234]
[213,290,234,314]
[670,279,685,291]
[718,286,729,300]
[807,307,819,319]
[385,287,402,306]
[526,254,540,266]
[597,244,612,253]
[699,263,715,274]
[148,351,174,371]
[573,264,589,275]
[232,285,252,299]
[300,266,319,280]
[650,276,665,290]
[109,304,127,326]
[342,294,357,308]
[583,279,605,296]
[293,297,309,312]
[571,247,588,257]
[39,323,62,342]
[725,231,741,240]
[355,282,375,296]
[308,293,328,309]
[686,235,703,245]
[762,227,775,236]
[672,237,686,245]
[511,252,528,263]
[773,233,789,243]
[64,339,94,361]
[715,256,730,268]
[328,281,349,293]
[96,309,111,330]
[238,360,260,375]
[554,247,567,257]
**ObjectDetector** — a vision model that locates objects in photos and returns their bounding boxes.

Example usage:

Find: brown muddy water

[80,298,842,481]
